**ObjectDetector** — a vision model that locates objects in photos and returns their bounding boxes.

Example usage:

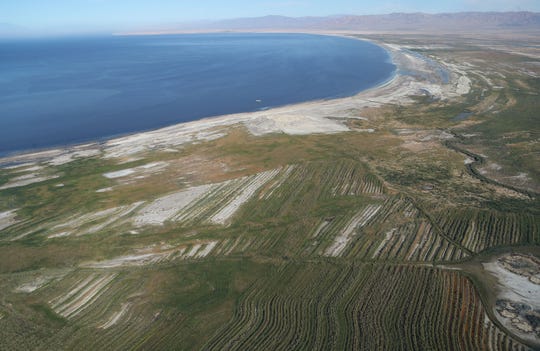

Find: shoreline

[0,33,396,162]
[0,33,466,165]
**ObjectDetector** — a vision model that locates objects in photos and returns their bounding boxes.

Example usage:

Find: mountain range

[167,12,540,33]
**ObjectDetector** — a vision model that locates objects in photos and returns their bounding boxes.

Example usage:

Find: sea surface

[0,33,395,155]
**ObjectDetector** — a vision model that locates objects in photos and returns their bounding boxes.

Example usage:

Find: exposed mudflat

[483,254,540,345]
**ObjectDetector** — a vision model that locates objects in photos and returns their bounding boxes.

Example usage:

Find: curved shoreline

[0,33,467,165]
[0,33,395,159]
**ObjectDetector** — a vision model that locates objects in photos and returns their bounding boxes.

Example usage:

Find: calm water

[0,33,395,155]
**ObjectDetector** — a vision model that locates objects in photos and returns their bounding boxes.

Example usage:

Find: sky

[2,0,539,35]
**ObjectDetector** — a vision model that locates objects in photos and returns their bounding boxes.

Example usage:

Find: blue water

[0,33,395,155]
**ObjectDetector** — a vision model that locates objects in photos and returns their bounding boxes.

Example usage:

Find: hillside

[168,12,540,33]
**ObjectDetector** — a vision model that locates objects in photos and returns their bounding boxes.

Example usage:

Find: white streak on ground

[81,202,144,236]
[246,113,349,136]
[456,76,471,95]
[14,165,43,172]
[225,237,242,255]
[9,230,36,241]
[49,203,144,238]
[133,184,214,226]
[312,220,331,238]
[103,161,168,179]
[133,167,283,227]
[83,253,169,268]
[96,187,114,193]
[184,244,202,258]
[261,165,296,200]
[53,207,119,231]
[196,241,218,258]
[172,247,187,260]
[209,169,280,225]
[83,241,222,269]
[372,228,397,259]
[99,303,131,329]
[47,231,71,239]
[324,204,382,257]
[3,162,38,170]
[48,149,101,166]
[0,174,60,190]
[54,274,117,318]
[172,178,244,223]
[50,275,97,309]
[15,277,53,293]
[103,169,136,179]
[0,210,18,231]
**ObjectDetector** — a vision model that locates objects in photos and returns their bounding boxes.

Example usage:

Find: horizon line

[2,10,540,39]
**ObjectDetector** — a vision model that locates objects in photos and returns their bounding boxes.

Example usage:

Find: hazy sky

[2,0,539,34]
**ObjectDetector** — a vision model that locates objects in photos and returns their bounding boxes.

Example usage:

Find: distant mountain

[185,12,540,33]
